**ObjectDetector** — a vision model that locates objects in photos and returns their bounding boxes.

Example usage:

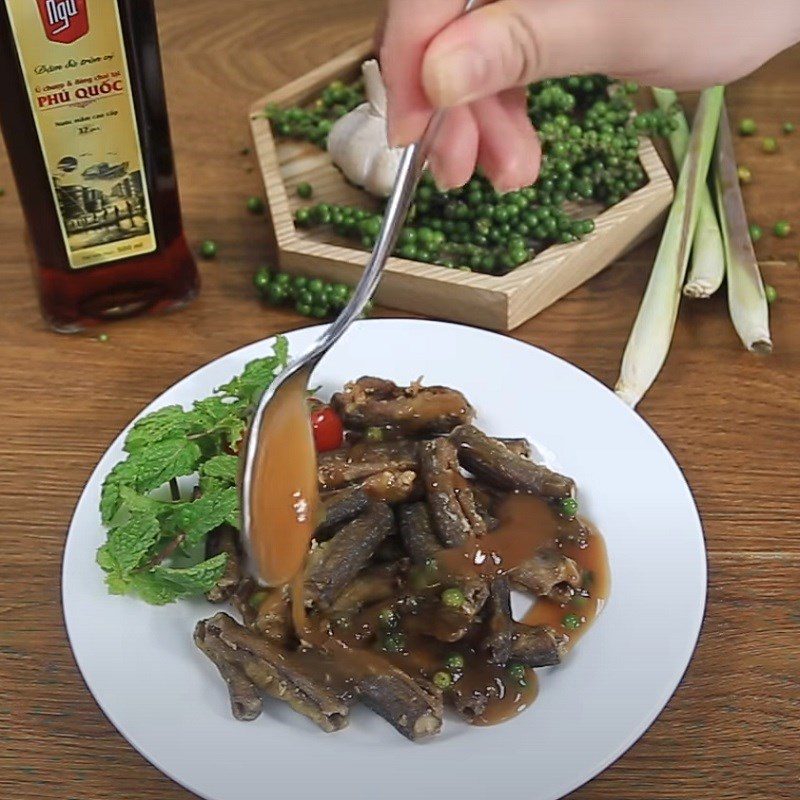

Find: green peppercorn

[365,426,385,443]
[97,333,109,343]
[782,122,796,134]
[749,223,763,242]
[774,220,792,238]
[381,632,406,654]
[253,268,270,293]
[445,653,465,671]
[378,608,398,629]
[563,613,583,630]
[432,671,453,690]
[764,284,777,304]
[200,240,217,259]
[294,207,311,227]
[737,166,752,185]
[507,662,526,682]
[762,137,778,154]
[560,497,579,518]
[296,181,314,199]
[246,196,265,214]
[441,588,465,608]
[267,283,288,306]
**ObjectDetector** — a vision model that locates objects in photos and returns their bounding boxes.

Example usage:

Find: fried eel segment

[318,441,419,491]
[331,377,474,436]
[305,503,394,609]
[193,619,263,721]
[510,547,581,600]
[451,425,575,499]
[204,524,242,603]
[397,502,440,564]
[328,563,407,614]
[200,613,350,732]
[357,673,443,741]
[420,438,486,547]
[481,578,567,667]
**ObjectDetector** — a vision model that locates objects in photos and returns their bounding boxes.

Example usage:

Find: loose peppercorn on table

[0,1,799,798]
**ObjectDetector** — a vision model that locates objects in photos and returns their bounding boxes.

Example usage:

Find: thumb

[422,0,673,107]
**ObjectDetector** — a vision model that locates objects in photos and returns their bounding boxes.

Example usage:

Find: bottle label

[5,0,157,269]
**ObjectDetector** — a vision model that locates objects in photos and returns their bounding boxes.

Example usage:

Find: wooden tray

[249,41,674,331]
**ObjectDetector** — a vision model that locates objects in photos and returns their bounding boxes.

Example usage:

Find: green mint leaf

[199,454,239,485]
[152,553,229,595]
[118,485,177,518]
[100,437,202,523]
[128,571,183,605]
[199,475,227,496]
[166,486,239,544]
[104,511,161,576]
[105,573,130,595]
[124,405,193,454]
[191,396,246,449]
[218,336,289,406]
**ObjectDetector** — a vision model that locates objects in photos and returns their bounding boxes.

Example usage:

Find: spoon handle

[317,0,481,353]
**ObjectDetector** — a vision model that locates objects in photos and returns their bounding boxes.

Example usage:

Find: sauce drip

[248,371,320,588]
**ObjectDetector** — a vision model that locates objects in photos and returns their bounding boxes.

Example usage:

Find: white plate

[63,319,706,800]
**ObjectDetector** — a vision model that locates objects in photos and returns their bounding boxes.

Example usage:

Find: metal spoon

[240,0,479,580]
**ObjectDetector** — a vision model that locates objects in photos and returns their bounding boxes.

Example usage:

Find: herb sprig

[96,337,289,604]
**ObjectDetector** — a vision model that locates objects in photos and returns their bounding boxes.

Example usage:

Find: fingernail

[428,154,453,192]
[425,48,490,107]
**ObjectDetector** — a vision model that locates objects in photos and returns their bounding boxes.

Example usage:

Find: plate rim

[61,318,708,800]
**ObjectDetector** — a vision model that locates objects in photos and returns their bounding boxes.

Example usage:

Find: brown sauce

[248,371,320,588]
[437,493,585,579]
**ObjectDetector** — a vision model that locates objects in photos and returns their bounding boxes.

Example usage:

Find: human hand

[378,0,800,191]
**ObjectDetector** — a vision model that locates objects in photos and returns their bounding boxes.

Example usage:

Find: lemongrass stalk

[714,105,772,354]
[615,86,724,408]
[653,87,725,299]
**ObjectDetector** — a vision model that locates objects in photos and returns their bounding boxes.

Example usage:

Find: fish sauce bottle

[0,0,198,332]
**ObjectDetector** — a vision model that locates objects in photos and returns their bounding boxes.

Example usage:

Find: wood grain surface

[0,1,798,798]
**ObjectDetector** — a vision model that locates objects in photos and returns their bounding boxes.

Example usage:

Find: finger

[380,0,465,146]
[428,105,480,191]
[422,0,726,107]
[474,89,541,192]
[372,2,388,53]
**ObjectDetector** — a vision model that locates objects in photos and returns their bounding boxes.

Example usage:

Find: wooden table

[1,2,798,797]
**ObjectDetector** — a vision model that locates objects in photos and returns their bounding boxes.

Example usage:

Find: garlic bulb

[327,60,403,198]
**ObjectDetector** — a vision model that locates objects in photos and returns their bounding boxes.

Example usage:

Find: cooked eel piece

[362,469,421,504]
[305,503,395,609]
[328,562,406,613]
[480,578,567,666]
[425,575,490,642]
[508,624,567,667]
[317,489,371,538]
[252,585,293,643]
[200,613,351,732]
[497,438,532,458]
[231,578,258,627]
[397,502,440,564]
[451,425,576,499]
[482,577,515,665]
[318,440,419,491]
[331,376,474,435]
[420,438,487,547]
[357,673,443,741]
[193,619,263,721]
[452,682,501,723]
[510,547,581,599]
[204,524,242,603]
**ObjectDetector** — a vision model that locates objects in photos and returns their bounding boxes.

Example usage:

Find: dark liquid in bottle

[0,0,198,332]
